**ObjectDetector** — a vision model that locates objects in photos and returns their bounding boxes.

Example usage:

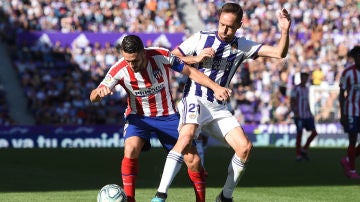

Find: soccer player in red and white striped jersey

[290,72,318,161]
[90,35,232,202]
[339,45,360,179]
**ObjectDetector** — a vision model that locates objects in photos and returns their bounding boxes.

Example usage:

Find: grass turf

[0,147,359,201]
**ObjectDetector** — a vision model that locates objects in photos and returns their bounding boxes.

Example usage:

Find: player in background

[90,35,232,202]
[151,3,291,202]
[339,45,360,179]
[290,71,318,161]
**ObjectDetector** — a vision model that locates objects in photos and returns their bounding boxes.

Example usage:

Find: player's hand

[91,86,113,102]
[197,47,215,62]
[277,8,291,32]
[214,86,232,102]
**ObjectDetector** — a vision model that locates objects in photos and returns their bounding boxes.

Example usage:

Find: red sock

[355,144,360,157]
[296,133,302,156]
[121,157,138,202]
[347,145,356,170]
[303,130,317,150]
[188,169,206,202]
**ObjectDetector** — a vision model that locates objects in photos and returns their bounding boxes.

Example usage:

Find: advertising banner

[17,32,186,50]
[0,123,348,149]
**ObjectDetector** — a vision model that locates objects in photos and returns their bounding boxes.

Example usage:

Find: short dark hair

[219,2,243,23]
[121,35,144,53]
[348,45,360,58]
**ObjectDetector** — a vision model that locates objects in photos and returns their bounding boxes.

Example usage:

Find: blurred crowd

[0,0,359,126]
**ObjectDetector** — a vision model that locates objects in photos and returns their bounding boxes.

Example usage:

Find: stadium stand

[0,0,359,125]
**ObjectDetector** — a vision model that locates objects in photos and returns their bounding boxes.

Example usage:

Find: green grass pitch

[0,147,359,201]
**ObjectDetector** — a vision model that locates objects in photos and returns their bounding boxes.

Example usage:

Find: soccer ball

[97,184,127,202]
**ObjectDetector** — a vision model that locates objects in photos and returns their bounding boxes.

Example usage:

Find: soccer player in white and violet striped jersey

[152,2,291,202]
[290,72,318,162]
[339,45,360,179]
[90,35,231,202]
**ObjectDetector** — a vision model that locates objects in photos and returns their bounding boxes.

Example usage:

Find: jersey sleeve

[98,61,123,89]
[237,37,262,59]
[177,32,201,56]
[99,74,118,89]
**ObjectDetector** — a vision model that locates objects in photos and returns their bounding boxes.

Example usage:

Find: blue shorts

[293,117,315,133]
[123,114,181,152]
[344,116,360,133]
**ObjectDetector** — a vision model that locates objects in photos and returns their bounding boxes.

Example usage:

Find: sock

[222,154,246,199]
[348,145,356,170]
[303,130,317,150]
[296,133,302,156]
[121,157,138,202]
[355,144,360,157]
[188,168,206,202]
[157,150,184,194]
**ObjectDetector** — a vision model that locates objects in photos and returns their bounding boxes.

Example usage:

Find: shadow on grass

[0,147,358,192]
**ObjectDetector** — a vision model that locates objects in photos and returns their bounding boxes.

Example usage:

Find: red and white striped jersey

[99,47,184,117]
[339,64,360,116]
[290,85,313,118]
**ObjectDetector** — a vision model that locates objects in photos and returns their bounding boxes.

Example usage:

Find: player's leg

[152,98,203,202]
[122,136,145,202]
[347,132,358,170]
[355,142,360,157]
[301,118,318,160]
[196,133,206,167]
[342,116,360,178]
[152,123,198,202]
[183,145,206,202]
[221,126,252,200]
[209,116,251,201]
[121,115,149,202]
[294,118,303,161]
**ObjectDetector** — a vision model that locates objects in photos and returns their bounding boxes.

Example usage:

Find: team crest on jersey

[153,68,163,80]
[230,42,238,54]
[189,113,197,119]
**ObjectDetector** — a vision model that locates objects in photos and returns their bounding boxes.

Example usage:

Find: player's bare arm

[172,47,215,65]
[90,86,113,103]
[258,8,291,58]
[182,65,232,101]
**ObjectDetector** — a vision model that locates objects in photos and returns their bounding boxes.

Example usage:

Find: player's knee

[124,144,141,158]
[184,152,202,170]
[235,140,252,160]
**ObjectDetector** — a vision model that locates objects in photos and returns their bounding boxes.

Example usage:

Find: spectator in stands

[0,0,359,126]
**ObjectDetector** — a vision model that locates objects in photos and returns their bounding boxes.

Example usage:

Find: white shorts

[177,96,240,140]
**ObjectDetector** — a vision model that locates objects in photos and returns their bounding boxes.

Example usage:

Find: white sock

[157,150,184,193]
[222,154,246,198]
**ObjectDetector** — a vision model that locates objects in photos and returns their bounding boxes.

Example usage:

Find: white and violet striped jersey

[177,31,262,104]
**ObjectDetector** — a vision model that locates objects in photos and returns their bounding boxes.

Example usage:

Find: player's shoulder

[145,47,170,57]
[342,64,356,75]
